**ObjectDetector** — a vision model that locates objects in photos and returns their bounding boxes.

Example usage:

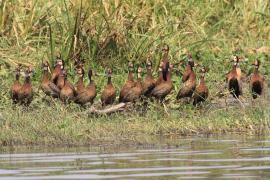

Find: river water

[0,135,270,179]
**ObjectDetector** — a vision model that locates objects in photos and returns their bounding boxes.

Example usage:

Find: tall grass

[0,0,270,145]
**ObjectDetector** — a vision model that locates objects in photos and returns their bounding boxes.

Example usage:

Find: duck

[142,60,155,97]
[18,67,34,105]
[193,66,209,106]
[75,65,86,95]
[10,64,22,104]
[74,69,97,106]
[51,50,64,85]
[40,61,60,98]
[250,60,264,99]
[151,62,173,102]
[59,70,76,103]
[161,44,170,75]
[119,62,135,102]
[101,68,116,106]
[226,58,242,98]
[122,67,143,102]
[182,54,195,83]
[176,58,196,101]
[56,65,65,90]
[155,62,164,86]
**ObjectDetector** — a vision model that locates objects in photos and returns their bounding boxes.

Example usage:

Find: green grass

[0,0,270,146]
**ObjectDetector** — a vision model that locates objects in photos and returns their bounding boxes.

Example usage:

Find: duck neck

[200,75,205,84]
[55,64,61,70]
[107,76,112,85]
[185,64,192,73]
[15,73,20,81]
[146,68,152,78]
[78,74,84,83]
[63,77,67,86]
[137,73,142,82]
[254,66,259,74]
[232,64,237,71]
[88,74,92,83]
[189,71,196,80]
[25,76,30,84]
[163,51,168,60]
[128,71,134,81]
[43,70,49,80]
[188,64,193,71]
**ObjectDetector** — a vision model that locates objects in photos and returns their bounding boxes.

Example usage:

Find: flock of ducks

[10,46,265,108]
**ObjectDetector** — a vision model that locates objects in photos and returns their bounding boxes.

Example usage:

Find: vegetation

[0,0,270,146]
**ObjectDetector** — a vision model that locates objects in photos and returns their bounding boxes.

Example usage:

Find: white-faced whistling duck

[51,55,63,85]
[155,62,164,86]
[74,69,97,106]
[52,50,64,83]
[176,59,196,101]
[193,66,209,106]
[119,62,135,102]
[56,64,65,90]
[40,61,60,98]
[75,65,86,95]
[182,54,195,83]
[142,60,155,97]
[101,68,116,106]
[10,64,22,104]
[161,44,170,77]
[250,59,264,99]
[151,62,173,102]
[59,70,76,103]
[18,67,34,105]
[122,67,143,102]
[226,58,242,98]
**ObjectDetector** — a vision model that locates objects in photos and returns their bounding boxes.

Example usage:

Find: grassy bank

[0,0,270,146]
[1,99,270,146]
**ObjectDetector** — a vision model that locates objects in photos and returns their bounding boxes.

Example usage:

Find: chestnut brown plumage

[122,67,143,102]
[250,60,264,99]
[40,61,60,98]
[18,67,33,105]
[177,59,196,100]
[226,60,242,98]
[60,70,76,103]
[119,62,135,102]
[193,67,208,105]
[151,62,173,102]
[10,64,22,104]
[101,68,116,106]
[74,69,97,106]
[142,60,155,97]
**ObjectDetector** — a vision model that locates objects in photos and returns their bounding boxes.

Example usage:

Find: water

[1,135,270,179]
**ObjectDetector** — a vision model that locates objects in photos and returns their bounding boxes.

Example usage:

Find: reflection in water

[0,135,270,179]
